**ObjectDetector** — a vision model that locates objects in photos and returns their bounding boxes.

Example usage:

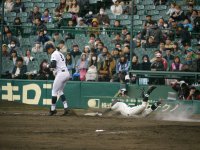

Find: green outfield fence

[0,79,200,114]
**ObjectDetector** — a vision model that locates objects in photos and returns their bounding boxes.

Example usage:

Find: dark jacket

[151,60,165,71]
[194,17,200,32]
[96,14,110,25]
[164,55,174,62]
[12,65,27,79]
[172,83,190,100]
[171,11,185,21]
[27,11,42,23]
[32,23,47,35]
[131,63,140,70]
[37,35,50,45]
[12,2,25,13]
[4,35,20,47]
[140,62,151,70]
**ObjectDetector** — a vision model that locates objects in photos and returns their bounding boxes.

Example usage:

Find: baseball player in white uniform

[107,86,161,117]
[45,42,70,116]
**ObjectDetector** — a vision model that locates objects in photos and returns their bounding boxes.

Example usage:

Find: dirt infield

[0,101,200,150]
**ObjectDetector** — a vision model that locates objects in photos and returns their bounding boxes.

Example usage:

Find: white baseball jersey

[51,50,68,73]
[51,50,70,97]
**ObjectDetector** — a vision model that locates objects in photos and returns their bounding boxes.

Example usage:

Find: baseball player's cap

[45,43,55,50]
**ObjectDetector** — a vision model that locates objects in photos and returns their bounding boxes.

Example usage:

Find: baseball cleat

[61,108,78,116]
[48,110,57,116]
[61,108,70,116]
[147,85,157,95]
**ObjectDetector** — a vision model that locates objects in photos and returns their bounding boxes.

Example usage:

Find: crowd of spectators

[1,0,200,84]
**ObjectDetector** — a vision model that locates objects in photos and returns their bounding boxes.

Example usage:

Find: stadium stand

[0,0,200,84]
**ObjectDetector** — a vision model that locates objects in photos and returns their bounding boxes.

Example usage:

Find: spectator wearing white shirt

[31,41,43,53]
[166,2,176,16]
[58,40,68,54]
[4,0,14,13]
[23,49,35,65]
[110,0,123,16]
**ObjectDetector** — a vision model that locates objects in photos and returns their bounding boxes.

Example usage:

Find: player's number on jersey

[60,54,64,61]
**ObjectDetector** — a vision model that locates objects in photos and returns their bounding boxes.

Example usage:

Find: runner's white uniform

[111,101,153,117]
[51,50,70,97]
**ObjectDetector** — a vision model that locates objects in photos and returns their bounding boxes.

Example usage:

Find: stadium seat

[152,15,163,20]
[46,23,55,29]
[133,20,143,25]
[43,0,53,2]
[142,0,153,5]
[145,5,155,10]
[17,12,28,18]
[7,17,15,23]
[2,59,14,74]
[148,10,159,15]
[139,15,146,21]
[34,3,44,8]
[23,0,31,2]
[137,5,145,10]
[137,10,145,15]
[24,2,34,8]
[133,15,140,20]
[33,0,42,2]
[45,3,56,8]
[5,12,16,17]
[20,38,31,46]
[121,20,131,25]
[89,0,98,4]
[62,13,72,19]
[27,61,39,73]
[117,15,129,20]
[156,5,167,11]
[108,14,117,20]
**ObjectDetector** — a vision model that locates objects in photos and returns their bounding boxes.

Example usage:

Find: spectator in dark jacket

[36,29,50,45]
[191,51,200,72]
[32,17,47,35]
[140,55,151,70]
[96,8,110,25]
[193,10,200,32]
[187,86,200,100]
[146,23,163,45]
[4,30,20,47]
[27,6,42,23]
[144,36,158,48]
[171,5,185,21]
[163,49,174,62]
[13,17,23,37]
[131,55,140,70]
[70,44,82,67]
[171,80,190,100]
[12,57,27,79]
[35,59,54,80]
[151,53,165,71]
[12,0,25,13]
